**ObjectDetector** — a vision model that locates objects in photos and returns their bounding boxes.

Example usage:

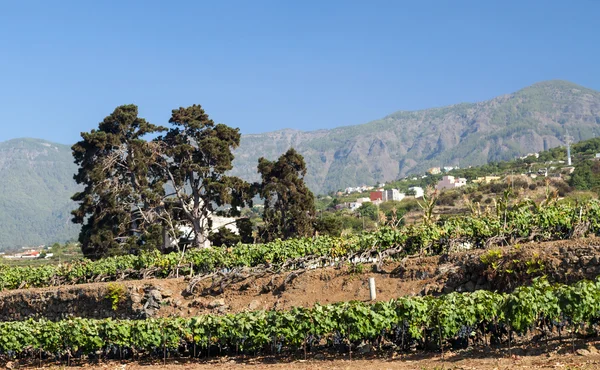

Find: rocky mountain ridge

[231,80,600,193]
[0,80,599,248]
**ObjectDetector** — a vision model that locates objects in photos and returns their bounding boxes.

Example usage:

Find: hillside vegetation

[0,80,599,250]
[232,80,600,193]
[0,139,79,250]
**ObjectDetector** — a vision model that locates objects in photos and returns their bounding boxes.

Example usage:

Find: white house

[162,215,239,249]
[382,189,405,202]
[435,176,467,191]
[348,202,362,211]
[408,186,424,198]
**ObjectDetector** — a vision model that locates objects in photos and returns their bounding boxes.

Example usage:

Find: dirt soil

[155,237,600,317]
[18,340,600,369]
[2,237,600,320]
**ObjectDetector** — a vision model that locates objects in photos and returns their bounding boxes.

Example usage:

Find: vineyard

[1,198,600,292]
[1,278,600,361]
[3,198,600,367]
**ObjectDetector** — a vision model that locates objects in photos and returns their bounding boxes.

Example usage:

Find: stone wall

[0,284,171,322]
[414,242,600,295]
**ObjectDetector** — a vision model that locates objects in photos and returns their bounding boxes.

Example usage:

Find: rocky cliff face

[231,80,600,194]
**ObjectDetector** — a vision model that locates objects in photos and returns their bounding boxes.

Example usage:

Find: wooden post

[369,277,376,301]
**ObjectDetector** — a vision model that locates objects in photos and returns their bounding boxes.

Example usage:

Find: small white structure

[163,215,239,249]
[382,189,405,202]
[348,202,362,211]
[435,176,467,191]
[344,185,374,194]
[519,152,539,160]
[409,186,424,198]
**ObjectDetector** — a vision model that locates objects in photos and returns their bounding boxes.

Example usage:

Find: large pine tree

[71,105,166,258]
[257,148,316,241]
[158,105,253,249]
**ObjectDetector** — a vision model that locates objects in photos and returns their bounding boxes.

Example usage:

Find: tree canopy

[71,105,166,258]
[72,104,253,258]
[257,148,316,241]
[158,105,253,249]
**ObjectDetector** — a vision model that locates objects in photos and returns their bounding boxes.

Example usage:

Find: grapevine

[0,199,599,292]
[1,277,600,360]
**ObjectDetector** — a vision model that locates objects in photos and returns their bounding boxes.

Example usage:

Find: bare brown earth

[18,340,600,369]
[169,236,600,317]
[5,238,600,368]
[3,237,600,321]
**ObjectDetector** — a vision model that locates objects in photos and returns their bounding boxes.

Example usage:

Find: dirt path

[30,344,600,369]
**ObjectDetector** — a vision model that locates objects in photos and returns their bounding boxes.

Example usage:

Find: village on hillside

[1,245,52,260]
[325,143,583,216]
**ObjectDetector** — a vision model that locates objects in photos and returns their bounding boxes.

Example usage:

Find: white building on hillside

[382,189,405,202]
[435,176,467,191]
[162,215,239,249]
[408,186,424,198]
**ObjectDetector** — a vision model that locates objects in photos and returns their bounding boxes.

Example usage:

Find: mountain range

[231,80,600,194]
[0,80,599,249]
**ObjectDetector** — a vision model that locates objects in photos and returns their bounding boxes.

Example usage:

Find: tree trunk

[192,218,211,249]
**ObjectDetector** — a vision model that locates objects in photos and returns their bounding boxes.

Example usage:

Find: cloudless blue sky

[0,0,598,144]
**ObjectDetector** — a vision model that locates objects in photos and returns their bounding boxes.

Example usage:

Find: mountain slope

[231,80,600,193]
[0,138,79,250]
[1,80,599,249]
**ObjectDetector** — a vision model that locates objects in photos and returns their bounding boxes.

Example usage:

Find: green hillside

[1,80,600,249]
[231,80,600,193]
[0,138,79,250]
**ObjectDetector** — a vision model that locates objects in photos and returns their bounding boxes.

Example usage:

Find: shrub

[105,283,126,311]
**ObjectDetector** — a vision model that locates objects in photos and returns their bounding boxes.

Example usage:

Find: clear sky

[0,0,598,144]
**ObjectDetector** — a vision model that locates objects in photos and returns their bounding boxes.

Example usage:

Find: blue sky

[0,0,598,144]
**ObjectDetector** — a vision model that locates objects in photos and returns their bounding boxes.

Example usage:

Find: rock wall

[400,240,600,295]
[0,284,172,322]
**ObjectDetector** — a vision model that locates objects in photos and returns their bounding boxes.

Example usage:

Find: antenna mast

[565,129,573,166]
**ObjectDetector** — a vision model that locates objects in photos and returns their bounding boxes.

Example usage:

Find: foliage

[209,227,242,248]
[356,202,378,221]
[314,214,345,237]
[71,105,167,259]
[480,249,503,270]
[105,283,126,311]
[573,137,600,155]
[569,160,600,193]
[2,198,600,291]
[257,148,315,242]
[158,105,254,249]
[71,104,254,257]
[315,211,375,235]
[2,277,600,359]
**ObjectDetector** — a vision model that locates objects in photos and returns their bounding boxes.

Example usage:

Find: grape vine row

[1,277,600,360]
[1,199,599,291]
